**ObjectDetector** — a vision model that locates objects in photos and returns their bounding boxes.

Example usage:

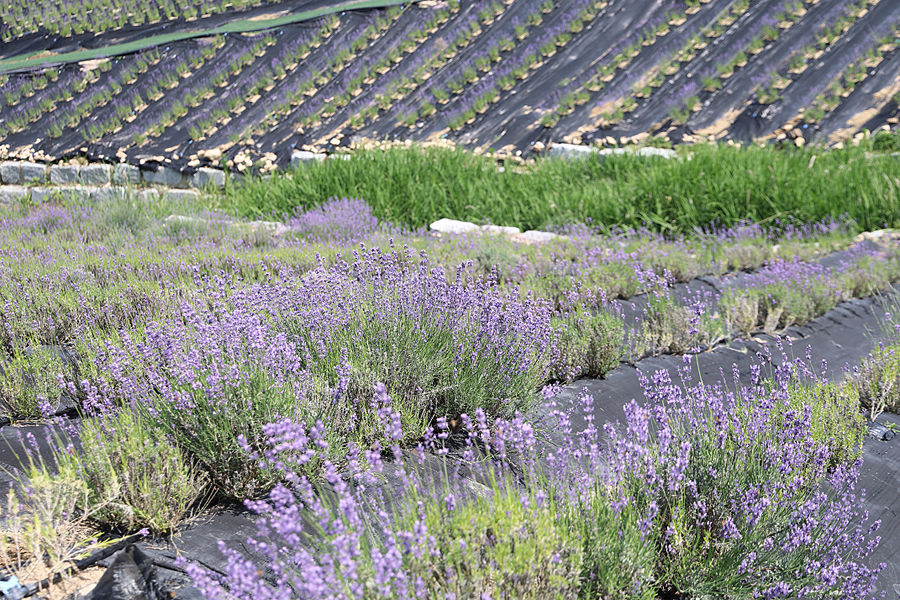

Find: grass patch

[215,142,900,234]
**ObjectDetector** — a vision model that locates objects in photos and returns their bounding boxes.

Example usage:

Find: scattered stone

[20,161,47,184]
[509,230,558,244]
[243,219,289,237]
[548,143,594,159]
[192,167,226,190]
[144,166,187,188]
[291,150,326,168]
[0,161,21,185]
[597,147,677,159]
[430,218,480,234]
[80,163,112,185]
[481,224,520,235]
[887,117,899,125]
[794,137,805,148]
[113,163,141,185]
[533,141,545,152]
[0,185,30,204]
[50,164,80,184]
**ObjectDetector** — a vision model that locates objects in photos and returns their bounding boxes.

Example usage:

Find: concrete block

[164,189,201,202]
[80,163,112,185]
[143,166,187,188]
[113,163,141,185]
[0,162,21,185]
[50,165,80,185]
[192,167,225,190]
[0,185,29,204]
[91,187,128,202]
[430,218,480,234]
[137,189,160,202]
[30,187,56,203]
[20,162,47,184]
[291,150,326,169]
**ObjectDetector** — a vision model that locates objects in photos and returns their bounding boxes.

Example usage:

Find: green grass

[215,141,900,234]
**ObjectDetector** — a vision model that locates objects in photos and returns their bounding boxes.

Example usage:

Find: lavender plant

[288,197,380,244]
[722,257,843,335]
[184,349,885,599]
[90,244,554,498]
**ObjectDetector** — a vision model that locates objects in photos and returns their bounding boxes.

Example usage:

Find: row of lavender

[1,196,896,430]
[2,195,897,597]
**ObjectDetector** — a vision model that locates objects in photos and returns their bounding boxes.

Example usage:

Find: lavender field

[0,183,899,597]
[1,0,900,596]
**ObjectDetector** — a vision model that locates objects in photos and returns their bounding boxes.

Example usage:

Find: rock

[0,185,29,204]
[636,147,676,159]
[597,147,677,160]
[516,230,557,243]
[430,218,480,234]
[631,132,650,143]
[794,137,805,147]
[20,162,46,184]
[50,164,80,184]
[0,161,21,185]
[481,224,521,235]
[80,163,112,185]
[548,143,594,159]
[243,220,289,237]
[291,150,326,169]
[205,148,222,161]
[833,141,844,150]
[192,167,225,190]
[113,163,141,185]
[143,166,187,188]
[533,141,545,152]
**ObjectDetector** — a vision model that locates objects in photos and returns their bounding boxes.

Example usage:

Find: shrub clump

[90,245,555,500]
[183,352,884,599]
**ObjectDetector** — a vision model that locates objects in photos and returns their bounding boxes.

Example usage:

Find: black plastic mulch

[2,0,899,171]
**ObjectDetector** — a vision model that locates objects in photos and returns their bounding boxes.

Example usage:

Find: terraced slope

[0,0,897,170]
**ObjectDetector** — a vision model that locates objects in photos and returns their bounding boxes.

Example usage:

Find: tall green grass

[216,141,900,233]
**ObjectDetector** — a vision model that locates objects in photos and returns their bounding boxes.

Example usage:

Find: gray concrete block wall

[20,162,47,184]
[0,162,21,185]
[143,166,187,188]
[80,164,112,185]
[113,164,141,185]
[50,165,80,185]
